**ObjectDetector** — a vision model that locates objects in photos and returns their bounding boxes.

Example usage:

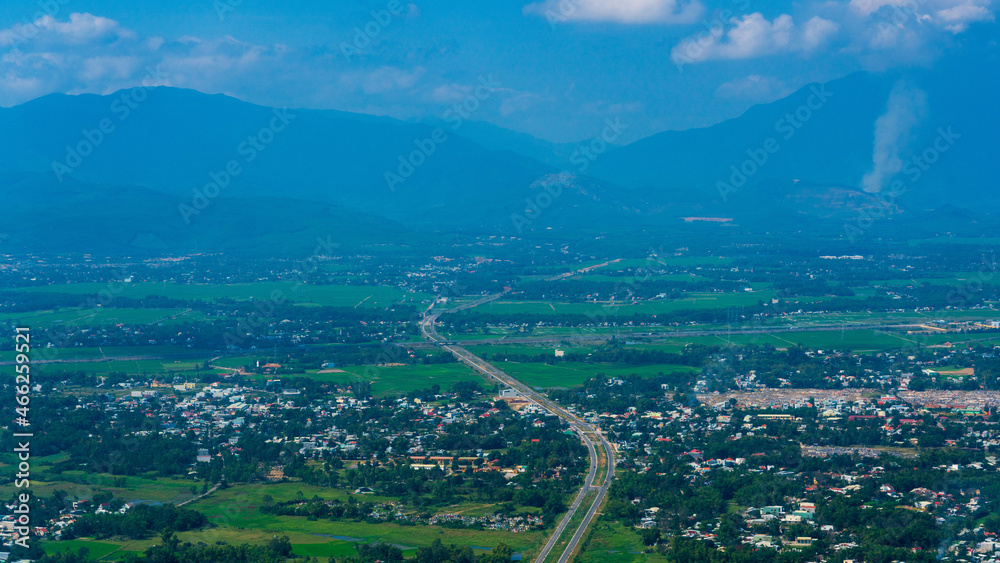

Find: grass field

[618,328,1000,353]
[0,307,206,329]
[43,539,136,560]
[41,531,360,561]
[470,292,775,317]
[291,541,361,559]
[575,522,668,563]
[33,358,208,377]
[0,473,201,503]
[570,273,714,283]
[608,256,734,268]
[454,309,1000,356]
[790,309,1000,325]
[465,344,599,357]
[42,482,542,560]
[306,363,492,395]
[874,272,998,287]
[186,483,547,555]
[441,308,1000,341]
[10,282,430,309]
[0,345,212,363]
[190,358,492,395]
[498,362,697,388]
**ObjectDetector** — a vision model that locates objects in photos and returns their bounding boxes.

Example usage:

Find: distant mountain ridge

[588,66,997,214]
[1,55,996,254]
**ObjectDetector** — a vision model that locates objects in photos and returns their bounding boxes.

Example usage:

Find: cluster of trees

[0,393,196,476]
[340,539,518,563]
[260,496,379,521]
[412,539,516,562]
[79,433,196,476]
[66,504,208,540]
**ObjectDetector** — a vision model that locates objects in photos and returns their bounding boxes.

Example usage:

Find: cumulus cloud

[671,13,838,65]
[499,91,543,116]
[849,0,994,33]
[829,0,995,69]
[0,12,435,108]
[0,11,552,130]
[0,14,170,104]
[668,0,994,68]
[523,0,704,24]
[936,2,995,32]
[849,0,920,17]
[0,13,133,48]
[429,82,473,103]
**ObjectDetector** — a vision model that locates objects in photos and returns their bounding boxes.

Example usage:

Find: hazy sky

[0,0,994,142]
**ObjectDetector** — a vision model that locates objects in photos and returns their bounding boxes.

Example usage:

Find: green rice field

[10,282,430,309]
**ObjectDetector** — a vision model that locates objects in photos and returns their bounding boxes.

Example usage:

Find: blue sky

[0,0,994,142]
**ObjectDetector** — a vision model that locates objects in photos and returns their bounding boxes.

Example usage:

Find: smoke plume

[861,80,927,193]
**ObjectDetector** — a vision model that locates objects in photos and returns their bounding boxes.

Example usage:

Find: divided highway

[420,306,615,562]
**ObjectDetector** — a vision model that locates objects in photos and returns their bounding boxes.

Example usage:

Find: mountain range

[1,55,996,254]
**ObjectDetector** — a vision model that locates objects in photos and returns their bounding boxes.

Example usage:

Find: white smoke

[861,80,927,193]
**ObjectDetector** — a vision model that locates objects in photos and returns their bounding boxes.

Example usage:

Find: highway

[419,308,615,562]
[557,434,614,563]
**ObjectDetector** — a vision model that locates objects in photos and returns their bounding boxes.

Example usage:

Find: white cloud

[849,0,920,17]
[429,83,473,103]
[937,2,995,32]
[499,91,543,116]
[0,13,274,104]
[849,0,994,33]
[716,75,791,102]
[0,13,311,106]
[801,16,842,49]
[0,12,541,128]
[671,13,838,64]
[338,66,425,94]
[523,0,704,24]
[0,12,132,48]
